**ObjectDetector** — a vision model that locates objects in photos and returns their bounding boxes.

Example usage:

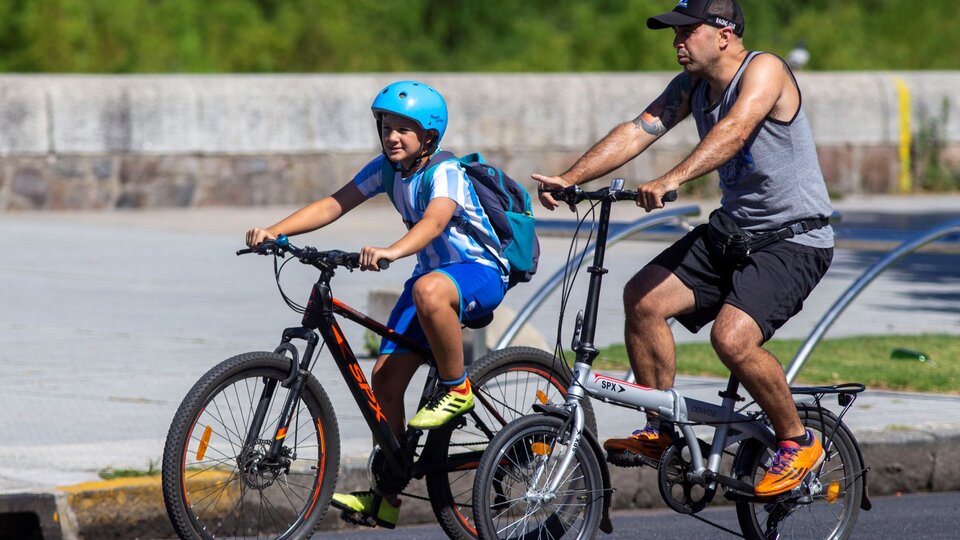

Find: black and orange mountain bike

[160,235,596,539]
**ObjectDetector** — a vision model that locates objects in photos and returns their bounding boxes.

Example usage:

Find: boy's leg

[371,353,424,436]
[408,264,506,429]
[410,271,464,380]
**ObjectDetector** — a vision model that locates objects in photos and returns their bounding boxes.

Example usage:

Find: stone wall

[1,72,958,210]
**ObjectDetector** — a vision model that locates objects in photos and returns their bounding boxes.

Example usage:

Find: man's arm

[637,54,787,209]
[562,72,695,185]
[533,72,694,210]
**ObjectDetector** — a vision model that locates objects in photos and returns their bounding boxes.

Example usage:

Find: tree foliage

[0,0,955,73]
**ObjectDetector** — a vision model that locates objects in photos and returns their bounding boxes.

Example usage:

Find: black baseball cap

[647,0,745,37]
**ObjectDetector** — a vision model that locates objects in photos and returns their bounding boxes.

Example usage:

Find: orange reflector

[536,390,548,405]
[530,442,551,456]
[196,425,213,461]
[826,481,840,503]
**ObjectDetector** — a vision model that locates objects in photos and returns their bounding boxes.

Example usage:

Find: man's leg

[623,264,696,390]
[604,265,696,466]
[711,304,823,496]
[710,304,804,439]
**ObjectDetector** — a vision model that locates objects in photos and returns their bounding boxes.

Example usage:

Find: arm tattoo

[633,74,693,136]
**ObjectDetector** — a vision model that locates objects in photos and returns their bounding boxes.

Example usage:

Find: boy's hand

[245,227,276,248]
[532,173,574,212]
[359,246,396,271]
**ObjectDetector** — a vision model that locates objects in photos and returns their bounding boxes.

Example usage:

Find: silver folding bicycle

[472,180,871,540]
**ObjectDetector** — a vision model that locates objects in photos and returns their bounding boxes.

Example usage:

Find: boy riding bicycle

[245,80,508,528]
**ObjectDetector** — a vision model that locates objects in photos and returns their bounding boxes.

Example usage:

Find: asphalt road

[308,490,960,539]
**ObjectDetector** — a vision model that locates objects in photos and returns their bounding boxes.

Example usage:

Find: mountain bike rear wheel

[425,347,597,540]
[734,404,865,540]
[472,413,604,540]
[162,352,340,540]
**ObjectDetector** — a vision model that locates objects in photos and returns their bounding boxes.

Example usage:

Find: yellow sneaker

[603,425,673,467]
[408,380,474,430]
[330,490,400,529]
[755,430,825,497]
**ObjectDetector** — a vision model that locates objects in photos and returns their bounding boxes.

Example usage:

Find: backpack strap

[379,150,456,216]
[422,152,509,276]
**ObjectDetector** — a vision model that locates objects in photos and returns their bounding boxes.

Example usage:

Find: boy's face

[380,113,432,168]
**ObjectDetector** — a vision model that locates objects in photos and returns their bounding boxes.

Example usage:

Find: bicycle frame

[249,261,436,478]
[547,183,777,496]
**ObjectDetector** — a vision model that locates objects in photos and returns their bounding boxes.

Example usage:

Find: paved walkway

[1,195,959,493]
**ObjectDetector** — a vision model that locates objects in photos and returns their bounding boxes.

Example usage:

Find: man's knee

[623,266,677,320]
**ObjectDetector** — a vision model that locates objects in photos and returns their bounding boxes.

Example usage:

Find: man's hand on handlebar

[245,227,276,249]
[531,173,574,212]
[636,178,680,212]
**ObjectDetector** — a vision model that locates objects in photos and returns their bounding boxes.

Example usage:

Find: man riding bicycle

[535,0,834,497]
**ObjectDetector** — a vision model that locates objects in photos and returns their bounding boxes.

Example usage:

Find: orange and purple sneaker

[603,425,673,467]
[755,430,825,497]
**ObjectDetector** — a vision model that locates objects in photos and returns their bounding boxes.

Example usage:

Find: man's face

[380,113,430,167]
[672,23,719,74]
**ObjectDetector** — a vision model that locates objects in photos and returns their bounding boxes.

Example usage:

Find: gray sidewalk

[0,195,959,537]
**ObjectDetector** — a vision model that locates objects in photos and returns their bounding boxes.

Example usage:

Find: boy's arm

[245,181,368,247]
[358,197,457,270]
[534,72,694,209]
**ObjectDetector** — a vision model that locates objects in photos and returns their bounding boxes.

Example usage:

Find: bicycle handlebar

[236,235,390,271]
[540,185,677,205]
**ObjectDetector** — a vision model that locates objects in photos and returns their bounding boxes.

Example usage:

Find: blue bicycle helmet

[371,80,448,144]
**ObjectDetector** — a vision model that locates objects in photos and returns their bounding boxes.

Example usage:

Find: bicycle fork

[242,327,321,466]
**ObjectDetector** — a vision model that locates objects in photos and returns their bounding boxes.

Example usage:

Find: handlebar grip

[661,191,678,203]
[377,259,390,270]
[236,248,254,256]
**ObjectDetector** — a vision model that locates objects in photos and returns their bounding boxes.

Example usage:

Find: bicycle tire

[162,352,340,540]
[425,347,597,540]
[734,404,865,540]
[472,414,604,540]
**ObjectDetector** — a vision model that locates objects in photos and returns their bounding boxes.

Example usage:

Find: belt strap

[749,217,829,252]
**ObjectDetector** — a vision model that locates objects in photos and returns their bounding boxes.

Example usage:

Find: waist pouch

[706,209,828,265]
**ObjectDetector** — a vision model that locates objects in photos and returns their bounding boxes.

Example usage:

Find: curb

[3,430,959,538]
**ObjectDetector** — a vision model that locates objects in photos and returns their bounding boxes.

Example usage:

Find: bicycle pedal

[339,510,378,528]
[605,450,649,468]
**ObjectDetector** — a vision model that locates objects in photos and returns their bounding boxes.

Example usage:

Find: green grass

[98,460,160,480]
[592,334,960,394]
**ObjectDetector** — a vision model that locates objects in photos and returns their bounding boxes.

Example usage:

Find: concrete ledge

[2,429,958,537]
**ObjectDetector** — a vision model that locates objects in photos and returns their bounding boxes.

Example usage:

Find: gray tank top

[691,51,833,248]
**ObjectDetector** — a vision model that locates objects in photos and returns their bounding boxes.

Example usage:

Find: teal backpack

[380,151,540,288]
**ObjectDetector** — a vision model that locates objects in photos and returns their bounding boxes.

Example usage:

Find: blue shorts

[379,262,507,356]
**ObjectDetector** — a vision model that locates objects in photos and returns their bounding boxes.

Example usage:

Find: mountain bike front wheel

[424,346,598,540]
[734,404,865,540]
[161,352,340,540]
[472,414,604,540]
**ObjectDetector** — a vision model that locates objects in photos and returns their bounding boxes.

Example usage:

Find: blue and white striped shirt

[353,153,508,279]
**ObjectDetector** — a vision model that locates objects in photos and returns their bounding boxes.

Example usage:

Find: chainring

[657,437,717,514]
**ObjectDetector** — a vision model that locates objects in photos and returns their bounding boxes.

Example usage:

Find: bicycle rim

[426,347,594,540]
[162,353,339,539]
[736,406,864,540]
[474,415,602,540]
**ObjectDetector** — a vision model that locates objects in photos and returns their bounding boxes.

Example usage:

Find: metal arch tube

[785,219,960,384]
[493,205,702,350]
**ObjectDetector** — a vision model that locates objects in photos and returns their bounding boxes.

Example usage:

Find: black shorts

[649,224,833,342]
